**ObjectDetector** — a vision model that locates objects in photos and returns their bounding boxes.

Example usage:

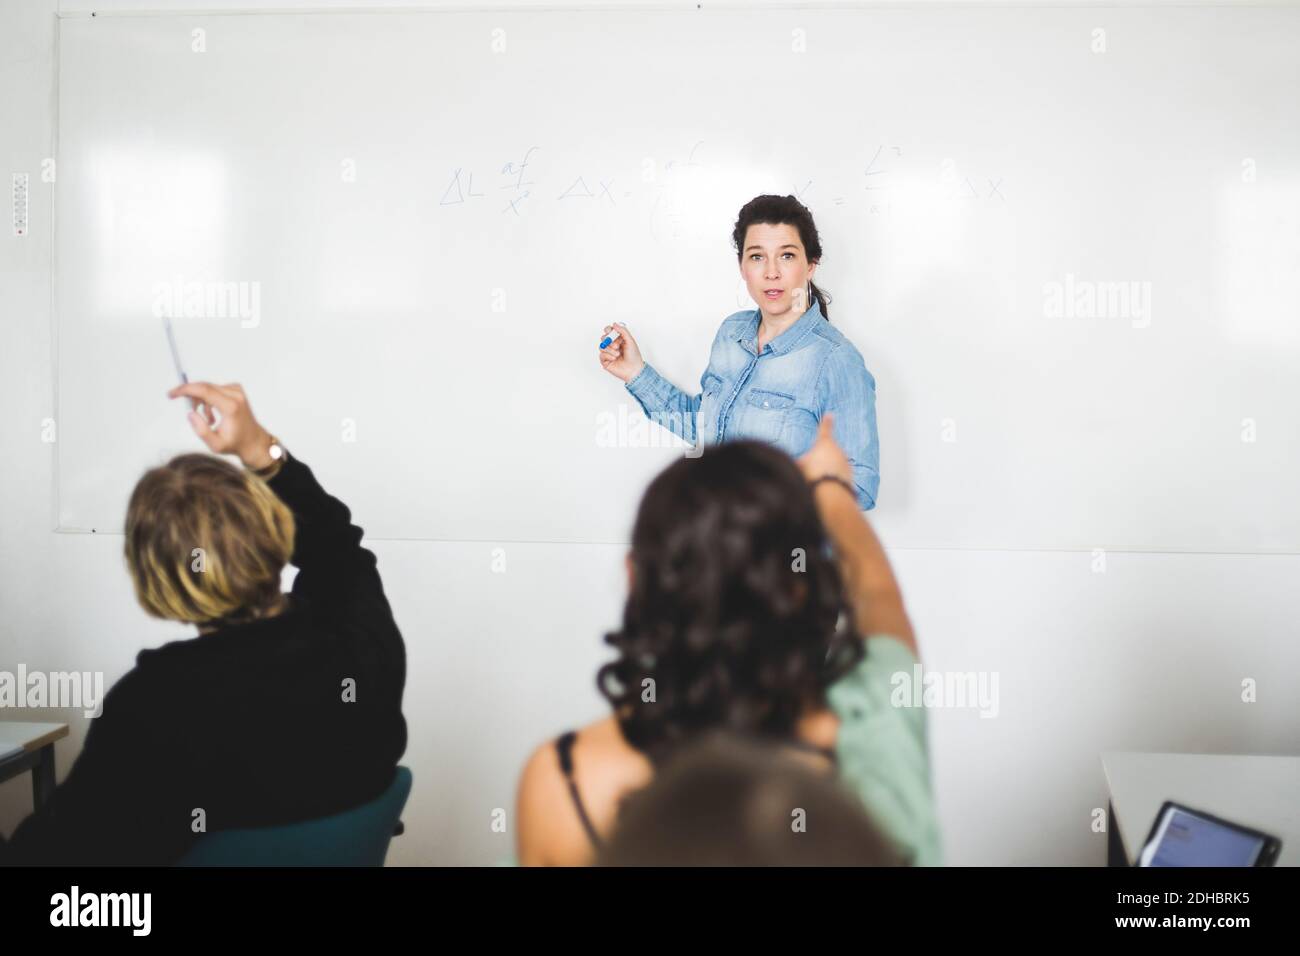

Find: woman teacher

[599,194,880,509]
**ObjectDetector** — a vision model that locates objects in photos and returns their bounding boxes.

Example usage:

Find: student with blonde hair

[1,382,407,865]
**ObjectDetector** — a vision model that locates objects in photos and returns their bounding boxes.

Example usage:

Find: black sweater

[2,453,407,865]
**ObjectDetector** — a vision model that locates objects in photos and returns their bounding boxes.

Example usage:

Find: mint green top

[828,635,944,866]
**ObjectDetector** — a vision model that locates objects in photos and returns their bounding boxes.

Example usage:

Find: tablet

[1138,801,1281,867]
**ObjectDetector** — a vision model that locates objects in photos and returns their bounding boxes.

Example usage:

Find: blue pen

[163,316,188,385]
[599,328,622,350]
[163,316,199,412]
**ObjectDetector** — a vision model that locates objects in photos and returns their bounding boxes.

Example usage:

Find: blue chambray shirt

[624,299,881,509]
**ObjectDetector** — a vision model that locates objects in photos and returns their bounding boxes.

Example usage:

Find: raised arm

[274,455,392,611]
[166,382,393,616]
[817,347,881,511]
[797,418,939,865]
[797,414,913,652]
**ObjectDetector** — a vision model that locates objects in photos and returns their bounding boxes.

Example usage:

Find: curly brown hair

[597,441,862,762]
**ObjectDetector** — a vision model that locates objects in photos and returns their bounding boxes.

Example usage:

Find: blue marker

[599,328,622,350]
[163,315,201,413]
[163,315,188,385]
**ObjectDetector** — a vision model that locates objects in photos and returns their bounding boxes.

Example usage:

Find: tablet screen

[1140,806,1265,867]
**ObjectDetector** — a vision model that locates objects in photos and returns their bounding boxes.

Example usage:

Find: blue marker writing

[599,328,622,350]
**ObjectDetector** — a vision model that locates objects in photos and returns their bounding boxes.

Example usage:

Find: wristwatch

[251,435,286,479]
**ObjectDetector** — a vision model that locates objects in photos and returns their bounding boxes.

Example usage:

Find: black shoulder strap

[555,731,603,850]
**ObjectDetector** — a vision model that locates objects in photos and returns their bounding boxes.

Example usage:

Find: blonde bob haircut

[125,453,295,626]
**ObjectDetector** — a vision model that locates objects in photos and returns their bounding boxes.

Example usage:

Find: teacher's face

[739,222,818,317]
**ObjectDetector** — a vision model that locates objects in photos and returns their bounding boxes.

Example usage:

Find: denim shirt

[625,300,881,509]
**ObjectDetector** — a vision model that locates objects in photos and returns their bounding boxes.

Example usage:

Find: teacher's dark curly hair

[597,440,863,762]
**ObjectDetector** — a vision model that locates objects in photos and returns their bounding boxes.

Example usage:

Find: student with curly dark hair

[598,194,881,509]
[515,417,940,866]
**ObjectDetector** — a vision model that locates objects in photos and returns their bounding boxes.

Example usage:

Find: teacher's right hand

[598,322,645,383]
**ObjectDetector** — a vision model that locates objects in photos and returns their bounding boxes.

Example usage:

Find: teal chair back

[177,766,412,867]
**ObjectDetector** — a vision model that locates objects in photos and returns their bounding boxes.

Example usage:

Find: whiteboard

[54,5,1300,551]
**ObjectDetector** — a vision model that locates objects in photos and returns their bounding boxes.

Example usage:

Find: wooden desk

[0,722,69,811]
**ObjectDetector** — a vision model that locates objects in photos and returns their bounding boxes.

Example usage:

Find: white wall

[3,0,1298,867]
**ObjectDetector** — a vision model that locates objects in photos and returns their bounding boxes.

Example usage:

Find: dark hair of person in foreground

[598,732,903,867]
